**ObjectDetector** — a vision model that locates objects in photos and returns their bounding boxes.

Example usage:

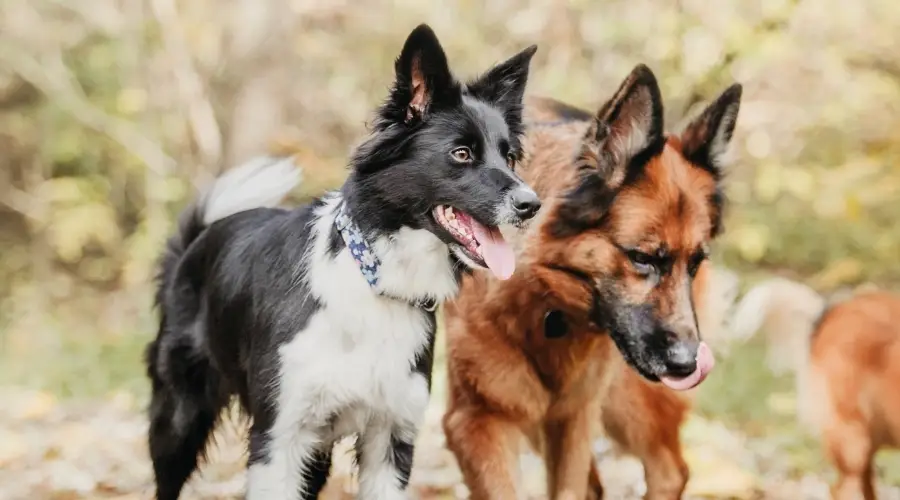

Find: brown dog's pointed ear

[680,84,742,177]
[581,64,665,188]
[551,65,665,237]
[389,24,456,124]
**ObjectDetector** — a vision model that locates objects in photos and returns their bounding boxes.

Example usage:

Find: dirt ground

[2,387,899,500]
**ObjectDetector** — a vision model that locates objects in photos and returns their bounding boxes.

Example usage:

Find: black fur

[388,434,416,488]
[145,24,539,500]
[412,309,438,392]
[550,66,740,243]
[300,449,333,499]
[589,282,670,382]
[543,309,568,339]
[680,83,742,237]
[344,35,539,243]
[549,65,666,238]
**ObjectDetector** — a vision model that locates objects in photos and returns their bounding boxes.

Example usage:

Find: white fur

[615,117,649,165]
[246,194,459,500]
[728,277,825,353]
[707,104,739,170]
[202,156,302,225]
[604,83,654,173]
[726,277,828,432]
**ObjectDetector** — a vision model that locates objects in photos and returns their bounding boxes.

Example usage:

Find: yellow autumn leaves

[724,152,899,279]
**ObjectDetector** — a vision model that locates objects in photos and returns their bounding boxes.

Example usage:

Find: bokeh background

[1,0,899,498]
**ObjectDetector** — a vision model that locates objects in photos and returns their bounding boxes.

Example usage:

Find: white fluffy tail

[202,156,302,225]
[727,277,826,375]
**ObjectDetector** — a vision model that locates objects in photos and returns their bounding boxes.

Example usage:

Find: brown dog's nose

[664,340,699,378]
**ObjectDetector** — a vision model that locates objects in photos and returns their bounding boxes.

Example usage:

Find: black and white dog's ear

[390,24,455,123]
[467,45,539,116]
[679,84,743,177]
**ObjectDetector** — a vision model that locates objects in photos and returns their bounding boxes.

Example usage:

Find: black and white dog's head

[345,24,541,280]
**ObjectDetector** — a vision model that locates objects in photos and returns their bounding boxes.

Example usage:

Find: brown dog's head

[532,64,742,391]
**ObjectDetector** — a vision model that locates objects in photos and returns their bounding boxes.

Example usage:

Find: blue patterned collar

[333,201,437,312]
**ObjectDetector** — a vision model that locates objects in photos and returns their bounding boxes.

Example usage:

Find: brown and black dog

[730,279,900,500]
[442,64,743,499]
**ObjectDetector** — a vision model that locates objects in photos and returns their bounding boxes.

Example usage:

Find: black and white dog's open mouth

[433,205,515,280]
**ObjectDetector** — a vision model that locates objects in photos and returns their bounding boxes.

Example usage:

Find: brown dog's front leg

[443,406,522,500]
[543,406,598,500]
[588,461,604,500]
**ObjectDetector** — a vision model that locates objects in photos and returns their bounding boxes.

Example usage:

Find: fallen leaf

[0,429,27,467]
[14,391,56,421]
[684,446,759,499]
[767,392,797,416]
[810,258,863,289]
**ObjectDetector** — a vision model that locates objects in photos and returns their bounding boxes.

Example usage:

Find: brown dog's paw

[587,471,604,500]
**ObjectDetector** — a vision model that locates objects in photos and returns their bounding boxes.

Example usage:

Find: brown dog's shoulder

[443,307,551,421]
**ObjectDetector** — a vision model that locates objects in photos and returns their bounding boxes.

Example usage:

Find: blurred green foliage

[1,0,900,486]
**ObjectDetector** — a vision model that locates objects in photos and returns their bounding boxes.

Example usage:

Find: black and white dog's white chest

[245,196,457,499]
[262,194,453,436]
[274,299,437,429]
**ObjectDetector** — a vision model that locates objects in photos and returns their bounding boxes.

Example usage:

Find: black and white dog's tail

[200,156,302,226]
[146,156,300,500]
[154,156,302,304]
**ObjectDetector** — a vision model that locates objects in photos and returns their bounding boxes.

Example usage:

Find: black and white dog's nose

[510,188,541,220]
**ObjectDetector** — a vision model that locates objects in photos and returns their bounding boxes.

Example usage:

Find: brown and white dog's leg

[826,419,876,500]
[443,406,522,500]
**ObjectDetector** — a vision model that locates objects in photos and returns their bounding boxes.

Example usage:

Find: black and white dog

[145,24,540,499]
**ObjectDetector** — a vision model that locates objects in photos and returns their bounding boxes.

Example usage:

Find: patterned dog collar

[333,202,437,312]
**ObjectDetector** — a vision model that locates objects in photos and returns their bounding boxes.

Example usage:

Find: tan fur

[443,88,728,500]
[732,282,900,500]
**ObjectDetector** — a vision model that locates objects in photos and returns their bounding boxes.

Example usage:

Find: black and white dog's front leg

[354,321,435,498]
[246,422,326,500]
[356,421,417,499]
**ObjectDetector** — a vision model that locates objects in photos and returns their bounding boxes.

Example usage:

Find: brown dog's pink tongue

[471,222,515,280]
[659,342,715,391]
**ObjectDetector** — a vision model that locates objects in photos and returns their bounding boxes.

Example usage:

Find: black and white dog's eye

[506,152,517,170]
[450,147,473,163]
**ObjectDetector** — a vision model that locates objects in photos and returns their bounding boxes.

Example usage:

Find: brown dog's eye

[688,249,708,277]
[450,147,473,164]
[626,250,656,275]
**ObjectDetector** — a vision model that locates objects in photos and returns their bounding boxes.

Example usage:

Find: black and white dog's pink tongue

[472,222,515,280]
